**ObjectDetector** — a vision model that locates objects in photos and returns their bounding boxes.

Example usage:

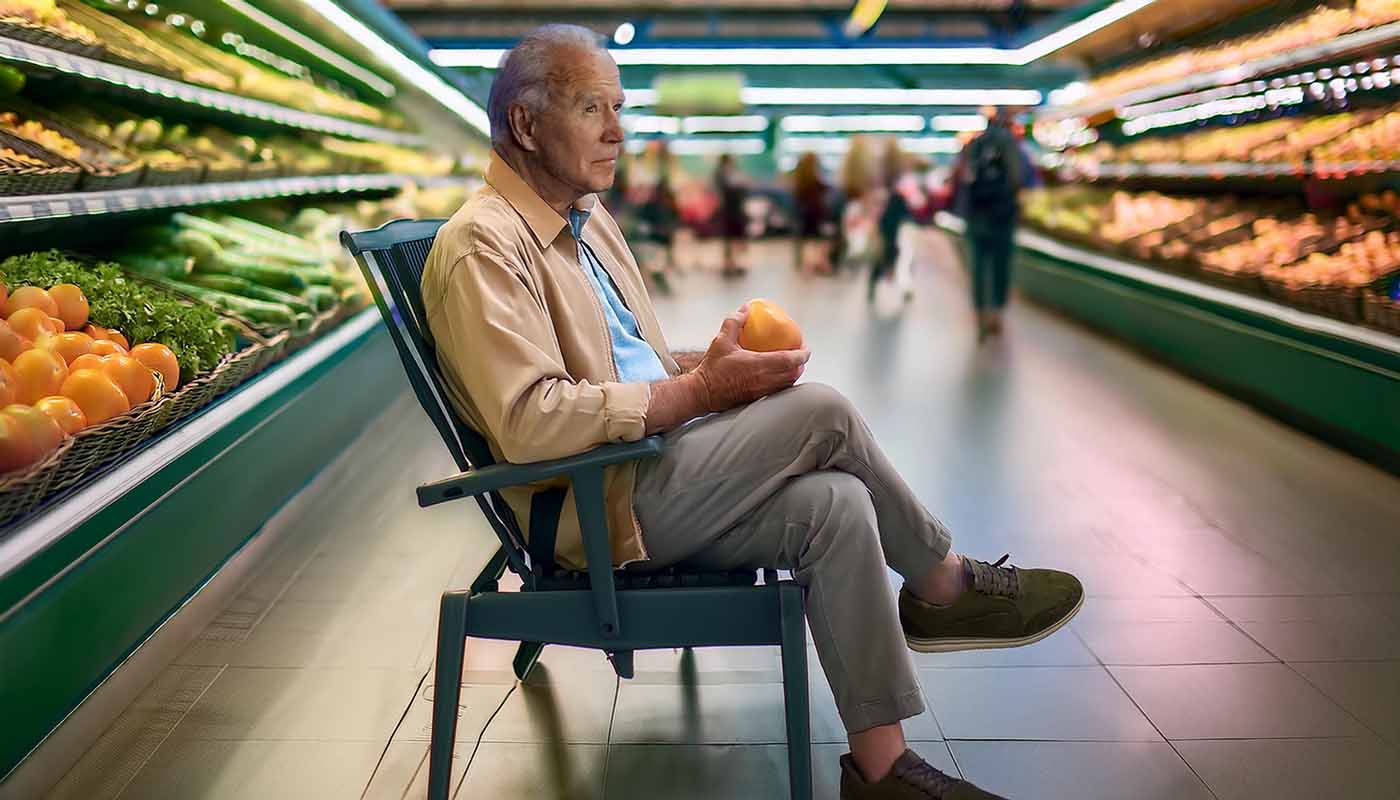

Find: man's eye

[585,105,598,113]
[613,103,624,112]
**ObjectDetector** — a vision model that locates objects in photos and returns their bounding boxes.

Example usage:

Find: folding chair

[341,220,812,799]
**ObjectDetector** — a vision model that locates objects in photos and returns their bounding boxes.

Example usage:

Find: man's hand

[692,305,810,413]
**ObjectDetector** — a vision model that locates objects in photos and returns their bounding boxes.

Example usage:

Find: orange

[60,369,129,425]
[8,307,62,341]
[738,298,803,352]
[42,331,94,365]
[0,281,7,311]
[3,403,62,457]
[48,284,89,331]
[34,395,86,436]
[3,286,57,318]
[0,319,28,362]
[13,348,68,405]
[91,339,127,357]
[105,329,129,349]
[69,353,105,373]
[101,354,154,404]
[131,342,179,390]
[0,359,16,407]
[0,412,38,473]
[82,323,109,340]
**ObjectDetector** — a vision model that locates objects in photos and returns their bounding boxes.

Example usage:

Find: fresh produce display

[1080,0,1400,102]
[1264,229,1400,288]
[0,0,98,45]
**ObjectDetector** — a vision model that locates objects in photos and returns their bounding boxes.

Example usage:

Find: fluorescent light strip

[781,136,960,155]
[682,115,769,133]
[743,88,1042,106]
[898,137,963,154]
[221,0,395,97]
[296,0,489,134]
[780,114,925,132]
[429,0,1157,69]
[1120,87,1305,136]
[624,115,681,134]
[930,114,987,132]
[625,137,765,155]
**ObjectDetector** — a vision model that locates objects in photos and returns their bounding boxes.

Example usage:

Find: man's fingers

[717,312,745,342]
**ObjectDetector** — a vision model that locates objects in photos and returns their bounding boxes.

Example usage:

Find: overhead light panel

[221,0,395,97]
[930,114,988,132]
[742,88,1042,106]
[780,114,925,133]
[681,115,769,133]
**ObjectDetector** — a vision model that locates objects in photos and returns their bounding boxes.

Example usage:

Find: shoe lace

[893,752,960,798]
[966,554,1022,598]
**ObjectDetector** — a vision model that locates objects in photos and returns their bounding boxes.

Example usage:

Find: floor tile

[612,682,844,744]
[119,739,382,799]
[1206,595,1400,661]
[362,741,469,800]
[457,742,607,799]
[394,681,515,743]
[815,742,958,798]
[1176,737,1400,800]
[918,667,1161,741]
[1110,663,1369,739]
[481,670,618,744]
[950,741,1214,800]
[1071,595,1224,625]
[1073,620,1275,665]
[1293,661,1400,745]
[168,666,423,742]
[910,627,1098,667]
[603,745,792,799]
[1050,554,1190,597]
[810,667,945,742]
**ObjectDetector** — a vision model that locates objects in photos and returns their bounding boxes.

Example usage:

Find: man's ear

[509,103,538,153]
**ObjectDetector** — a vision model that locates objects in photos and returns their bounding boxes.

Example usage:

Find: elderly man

[422,25,1081,800]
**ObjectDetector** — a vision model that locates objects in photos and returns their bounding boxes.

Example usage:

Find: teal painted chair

[342,220,812,800]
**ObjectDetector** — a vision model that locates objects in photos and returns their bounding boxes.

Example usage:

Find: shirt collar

[485,151,598,248]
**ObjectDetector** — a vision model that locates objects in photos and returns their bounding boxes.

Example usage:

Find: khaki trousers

[631,383,954,733]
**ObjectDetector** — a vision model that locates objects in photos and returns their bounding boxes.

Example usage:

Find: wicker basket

[139,160,204,187]
[1362,289,1400,335]
[2,99,143,191]
[0,129,81,195]
[42,369,168,498]
[0,17,103,59]
[0,438,73,529]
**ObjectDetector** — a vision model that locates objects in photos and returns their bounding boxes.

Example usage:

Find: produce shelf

[1044,20,1400,120]
[0,173,417,224]
[1062,161,1400,191]
[0,35,426,147]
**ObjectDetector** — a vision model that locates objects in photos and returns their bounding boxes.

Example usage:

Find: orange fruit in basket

[48,284,89,331]
[0,320,28,362]
[91,339,127,357]
[42,331,94,365]
[60,369,130,425]
[0,282,7,310]
[101,354,154,404]
[738,299,803,352]
[106,329,129,349]
[13,348,68,405]
[0,412,39,473]
[131,342,179,391]
[3,403,62,457]
[82,323,109,340]
[0,359,17,407]
[3,286,57,319]
[69,353,105,373]
[33,395,86,436]
[8,307,62,341]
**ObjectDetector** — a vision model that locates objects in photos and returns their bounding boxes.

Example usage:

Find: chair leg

[608,649,635,679]
[779,582,812,800]
[429,590,469,800]
[513,641,546,682]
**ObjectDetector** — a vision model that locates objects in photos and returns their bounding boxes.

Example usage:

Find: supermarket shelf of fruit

[0,308,378,575]
[1069,161,1400,180]
[0,173,422,224]
[934,211,1400,355]
[0,35,426,148]
[1042,20,1400,120]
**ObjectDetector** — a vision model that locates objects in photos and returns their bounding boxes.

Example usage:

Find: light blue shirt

[569,208,668,384]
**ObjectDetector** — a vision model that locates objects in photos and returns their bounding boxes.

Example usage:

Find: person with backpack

[954,108,1025,340]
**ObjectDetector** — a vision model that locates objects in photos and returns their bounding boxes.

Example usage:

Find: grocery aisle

[48,237,1400,799]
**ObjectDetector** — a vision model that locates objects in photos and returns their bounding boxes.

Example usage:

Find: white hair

[487,25,607,148]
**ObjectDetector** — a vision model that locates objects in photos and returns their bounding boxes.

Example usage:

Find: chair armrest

[416,437,665,508]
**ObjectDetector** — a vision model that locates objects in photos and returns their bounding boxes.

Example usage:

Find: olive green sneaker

[840,749,1007,799]
[900,555,1083,653]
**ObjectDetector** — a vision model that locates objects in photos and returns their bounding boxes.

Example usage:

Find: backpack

[964,130,1019,219]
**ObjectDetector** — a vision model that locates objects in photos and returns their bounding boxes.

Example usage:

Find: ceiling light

[930,114,987,132]
[614,22,635,46]
[222,0,395,97]
[741,88,1042,106]
[780,114,925,133]
[682,115,769,133]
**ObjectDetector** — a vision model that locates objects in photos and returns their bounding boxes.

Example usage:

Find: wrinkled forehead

[548,47,622,101]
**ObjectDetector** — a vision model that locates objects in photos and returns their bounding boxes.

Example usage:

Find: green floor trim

[0,321,398,779]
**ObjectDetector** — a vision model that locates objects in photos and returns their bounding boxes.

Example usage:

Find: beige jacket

[421,153,679,570]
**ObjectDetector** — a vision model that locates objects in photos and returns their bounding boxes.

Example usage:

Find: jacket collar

[485,151,598,249]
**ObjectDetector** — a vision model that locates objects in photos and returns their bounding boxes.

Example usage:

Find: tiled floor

[45,236,1400,799]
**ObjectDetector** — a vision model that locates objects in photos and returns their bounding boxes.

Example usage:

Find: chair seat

[536,566,760,592]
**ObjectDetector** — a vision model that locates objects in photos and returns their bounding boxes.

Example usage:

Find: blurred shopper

[634,140,679,293]
[837,135,881,272]
[714,153,749,276]
[869,158,911,302]
[424,26,1080,800]
[955,108,1024,340]
[791,152,833,275]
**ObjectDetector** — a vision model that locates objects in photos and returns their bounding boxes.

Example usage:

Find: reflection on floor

[45,236,1400,799]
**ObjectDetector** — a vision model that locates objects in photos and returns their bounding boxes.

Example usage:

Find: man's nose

[603,107,624,142]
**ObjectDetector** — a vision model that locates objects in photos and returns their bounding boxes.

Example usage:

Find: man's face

[533,49,625,197]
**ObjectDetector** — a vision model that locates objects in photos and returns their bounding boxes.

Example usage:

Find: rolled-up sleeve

[433,246,651,464]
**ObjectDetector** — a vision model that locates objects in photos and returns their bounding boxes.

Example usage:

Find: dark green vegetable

[185,273,313,314]
[164,280,297,327]
[193,250,307,291]
[0,250,235,378]
[288,266,335,286]
[302,285,338,312]
[120,252,195,278]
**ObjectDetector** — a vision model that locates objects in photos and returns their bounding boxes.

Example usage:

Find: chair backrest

[341,219,533,580]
